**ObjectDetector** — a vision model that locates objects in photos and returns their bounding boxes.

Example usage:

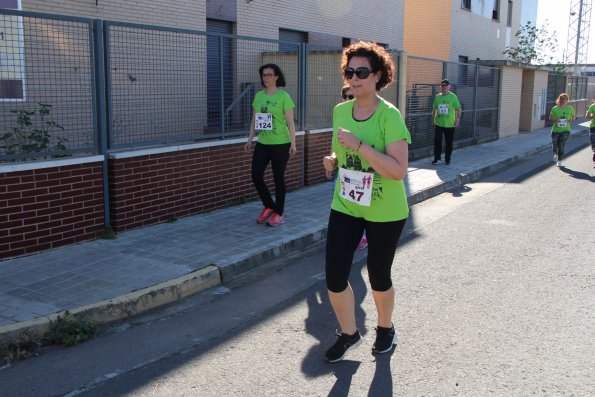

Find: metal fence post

[219,36,226,138]
[93,19,111,229]
[299,43,307,129]
[397,50,408,117]
[472,64,479,140]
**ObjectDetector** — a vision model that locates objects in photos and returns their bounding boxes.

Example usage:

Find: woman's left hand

[289,143,297,156]
[337,128,359,151]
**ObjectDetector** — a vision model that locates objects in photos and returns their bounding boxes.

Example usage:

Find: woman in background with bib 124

[322,41,411,363]
[245,64,297,227]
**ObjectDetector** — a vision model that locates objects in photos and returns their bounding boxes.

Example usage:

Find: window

[458,56,469,86]
[279,28,307,52]
[462,0,471,10]
[492,0,500,20]
[507,1,513,26]
[0,0,25,101]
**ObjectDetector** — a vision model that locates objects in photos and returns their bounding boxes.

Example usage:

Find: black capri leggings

[325,209,406,293]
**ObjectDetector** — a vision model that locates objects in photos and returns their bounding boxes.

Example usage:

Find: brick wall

[304,130,332,186]
[108,137,305,232]
[0,158,104,259]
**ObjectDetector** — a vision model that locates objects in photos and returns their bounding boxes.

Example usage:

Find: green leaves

[0,103,67,158]
[503,21,560,66]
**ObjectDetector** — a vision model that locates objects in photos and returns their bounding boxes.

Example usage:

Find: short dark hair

[340,41,395,91]
[259,63,286,87]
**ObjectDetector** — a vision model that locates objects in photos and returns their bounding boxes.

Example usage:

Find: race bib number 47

[338,168,374,207]
[255,112,273,130]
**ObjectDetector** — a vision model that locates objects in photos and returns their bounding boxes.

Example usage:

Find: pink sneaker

[267,213,284,227]
[256,208,274,224]
[356,236,368,250]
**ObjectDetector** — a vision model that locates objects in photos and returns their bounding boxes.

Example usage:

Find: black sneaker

[372,325,396,354]
[445,159,451,165]
[324,330,362,363]
[431,159,442,165]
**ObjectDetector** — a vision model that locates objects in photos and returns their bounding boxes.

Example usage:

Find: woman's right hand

[244,141,253,154]
[323,155,337,180]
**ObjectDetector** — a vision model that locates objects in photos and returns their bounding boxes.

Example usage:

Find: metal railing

[405,55,501,150]
[0,9,97,161]
[1,9,503,162]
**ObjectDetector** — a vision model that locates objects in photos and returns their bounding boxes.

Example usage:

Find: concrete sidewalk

[0,122,590,346]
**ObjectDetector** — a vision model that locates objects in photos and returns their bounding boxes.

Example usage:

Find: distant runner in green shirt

[245,64,296,227]
[584,98,595,167]
[549,92,575,168]
[432,79,461,165]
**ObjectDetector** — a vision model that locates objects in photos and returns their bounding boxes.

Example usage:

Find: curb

[1,127,588,352]
[0,266,220,347]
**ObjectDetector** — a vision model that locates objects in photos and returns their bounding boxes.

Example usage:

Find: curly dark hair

[340,41,395,91]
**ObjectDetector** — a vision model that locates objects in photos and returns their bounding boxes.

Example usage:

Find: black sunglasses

[342,94,354,100]
[344,67,375,80]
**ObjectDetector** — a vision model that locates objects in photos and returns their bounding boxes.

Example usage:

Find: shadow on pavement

[560,166,595,182]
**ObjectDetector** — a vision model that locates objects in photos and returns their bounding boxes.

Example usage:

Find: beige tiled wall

[498,66,522,137]
[450,0,519,63]
[22,0,206,30]
[519,69,548,131]
[404,0,451,59]
[236,0,405,48]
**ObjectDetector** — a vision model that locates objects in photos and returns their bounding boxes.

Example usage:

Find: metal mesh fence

[545,73,588,127]
[0,10,96,161]
[405,55,500,149]
[1,10,506,162]
[107,22,302,147]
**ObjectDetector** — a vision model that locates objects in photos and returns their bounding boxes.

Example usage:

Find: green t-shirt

[550,105,575,133]
[252,89,295,145]
[433,92,461,128]
[331,97,411,222]
[587,103,595,127]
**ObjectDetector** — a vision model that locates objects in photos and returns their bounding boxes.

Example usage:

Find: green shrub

[42,312,95,347]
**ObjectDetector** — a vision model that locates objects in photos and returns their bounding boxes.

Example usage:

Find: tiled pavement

[0,122,590,344]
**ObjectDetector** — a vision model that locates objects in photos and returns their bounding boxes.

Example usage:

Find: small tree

[503,21,562,66]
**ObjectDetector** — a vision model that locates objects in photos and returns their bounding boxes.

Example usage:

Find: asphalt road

[1,142,593,397]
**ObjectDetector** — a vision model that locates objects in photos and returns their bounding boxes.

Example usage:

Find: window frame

[0,0,26,102]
